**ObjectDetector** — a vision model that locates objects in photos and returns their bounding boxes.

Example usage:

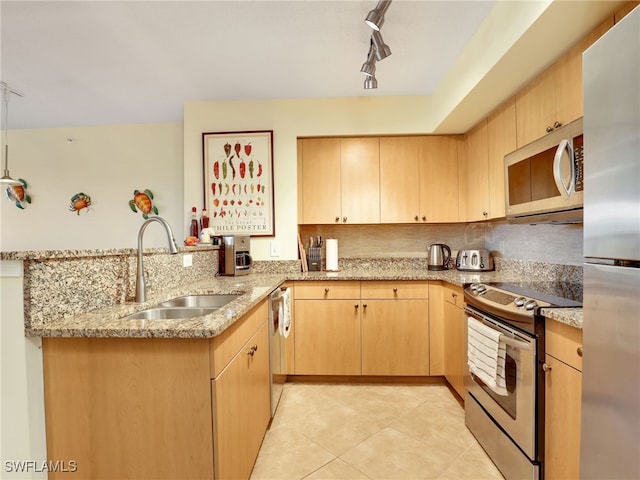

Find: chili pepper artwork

[229,157,236,179]
[204,131,273,235]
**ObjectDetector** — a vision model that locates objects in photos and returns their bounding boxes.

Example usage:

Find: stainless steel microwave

[505,117,583,223]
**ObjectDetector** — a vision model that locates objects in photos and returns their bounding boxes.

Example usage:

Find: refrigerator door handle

[553,138,575,197]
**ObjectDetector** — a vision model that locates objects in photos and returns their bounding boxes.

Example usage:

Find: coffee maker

[218,235,252,276]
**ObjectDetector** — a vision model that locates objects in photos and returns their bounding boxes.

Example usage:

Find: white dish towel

[467,316,509,396]
[277,288,291,339]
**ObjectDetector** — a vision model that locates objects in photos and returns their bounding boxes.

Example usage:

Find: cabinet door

[515,66,557,147]
[213,323,271,480]
[294,299,361,375]
[460,120,489,222]
[444,300,466,398]
[361,299,429,376]
[419,136,460,223]
[487,98,516,220]
[341,137,380,224]
[555,16,614,127]
[544,353,582,480]
[299,138,341,224]
[380,136,420,223]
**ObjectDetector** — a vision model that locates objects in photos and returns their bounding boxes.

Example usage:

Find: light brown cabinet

[443,283,466,398]
[459,120,489,222]
[298,137,379,224]
[361,281,429,376]
[544,320,583,480]
[43,299,271,480]
[293,280,431,377]
[213,321,271,480]
[380,136,460,223]
[516,16,614,147]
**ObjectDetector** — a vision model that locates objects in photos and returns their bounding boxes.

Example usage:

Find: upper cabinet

[299,137,379,224]
[380,135,460,223]
[459,120,489,222]
[487,97,517,220]
[516,16,614,147]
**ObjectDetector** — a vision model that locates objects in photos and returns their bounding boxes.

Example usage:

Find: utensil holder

[307,247,322,271]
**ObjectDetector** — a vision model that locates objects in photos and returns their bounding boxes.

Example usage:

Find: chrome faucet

[135,216,179,302]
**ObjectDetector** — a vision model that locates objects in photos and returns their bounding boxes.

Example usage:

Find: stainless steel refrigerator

[581,5,640,479]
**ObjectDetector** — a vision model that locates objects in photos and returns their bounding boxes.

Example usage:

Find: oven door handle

[465,307,531,351]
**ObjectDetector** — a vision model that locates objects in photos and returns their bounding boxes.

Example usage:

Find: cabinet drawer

[294,281,360,299]
[443,283,464,308]
[210,300,268,378]
[361,281,429,299]
[546,320,583,371]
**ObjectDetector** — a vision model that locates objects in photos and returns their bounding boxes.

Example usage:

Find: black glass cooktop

[488,281,583,308]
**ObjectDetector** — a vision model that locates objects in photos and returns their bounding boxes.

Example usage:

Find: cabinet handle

[414,215,419,221]
[554,121,562,129]
[546,125,554,133]
[482,211,488,217]
[422,216,427,221]
[355,304,359,309]
[363,304,367,309]
[393,288,398,294]
[452,292,457,298]
[335,216,340,223]
[542,363,552,372]
[324,287,330,294]
[247,345,258,356]
[343,216,347,223]
[577,346,583,357]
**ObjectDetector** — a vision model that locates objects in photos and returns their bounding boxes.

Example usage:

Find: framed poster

[203,130,275,236]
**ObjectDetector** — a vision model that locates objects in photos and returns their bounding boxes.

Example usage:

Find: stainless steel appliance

[456,249,494,271]
[504,118,584,224]
[581,7,640,479]
[269,287,290,418]
[218,235,252,276]
[427,243,451,270]
[464,281,582,479]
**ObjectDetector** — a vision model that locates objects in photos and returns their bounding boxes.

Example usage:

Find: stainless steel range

[463,282,582,480]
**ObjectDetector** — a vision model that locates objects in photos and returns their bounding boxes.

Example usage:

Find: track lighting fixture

[360,0,392,89]
[365,0,391,31]
[0,81,23,187]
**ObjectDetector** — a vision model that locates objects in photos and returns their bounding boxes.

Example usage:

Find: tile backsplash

[299,220,584,266]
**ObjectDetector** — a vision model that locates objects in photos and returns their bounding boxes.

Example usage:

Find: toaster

[455,249,494,271]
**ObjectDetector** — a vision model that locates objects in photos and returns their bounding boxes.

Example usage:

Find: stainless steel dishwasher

[269,287,290,418]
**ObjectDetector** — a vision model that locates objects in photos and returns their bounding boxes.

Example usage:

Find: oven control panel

[466,283,551,317]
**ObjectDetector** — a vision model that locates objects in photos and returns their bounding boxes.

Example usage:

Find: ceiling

[1,0,496,130]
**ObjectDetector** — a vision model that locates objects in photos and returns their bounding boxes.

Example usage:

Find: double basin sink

[123,294,240,320]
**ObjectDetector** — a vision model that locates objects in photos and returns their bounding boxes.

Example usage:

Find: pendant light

[0,82,23,187]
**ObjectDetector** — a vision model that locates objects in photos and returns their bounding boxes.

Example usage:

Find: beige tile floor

[251,382,505,480]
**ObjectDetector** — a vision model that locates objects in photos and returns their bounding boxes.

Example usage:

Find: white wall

[0,123,183,252]
[0,261,46,479]
[183,96,433,261]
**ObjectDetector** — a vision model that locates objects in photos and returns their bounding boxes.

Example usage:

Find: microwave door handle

[553,138,576,196]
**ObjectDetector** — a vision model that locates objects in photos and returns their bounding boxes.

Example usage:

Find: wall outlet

[182,254,193,267]
[270,240,281,257]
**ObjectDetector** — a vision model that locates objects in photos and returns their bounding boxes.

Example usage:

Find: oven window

[473,351,518,419]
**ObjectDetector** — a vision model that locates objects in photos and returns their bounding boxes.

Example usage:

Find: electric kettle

[427,243,451,271]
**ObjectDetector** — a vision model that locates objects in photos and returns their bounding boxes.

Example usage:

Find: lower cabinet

[213,322,271,480]
[544,320,583,480]
[42,299,270,480]
[293,280,430,376]
[443,283,466,398]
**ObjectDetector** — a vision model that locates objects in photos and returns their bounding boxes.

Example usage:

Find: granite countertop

[28,266,583,338]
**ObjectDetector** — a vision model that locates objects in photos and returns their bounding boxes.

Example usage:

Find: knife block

[307,247,322,271]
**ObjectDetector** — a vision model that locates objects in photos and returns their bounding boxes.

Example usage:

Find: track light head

[364,75,378,89]
[365,0,391,31]
[360,42,377,77]
[371,30,391,61]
